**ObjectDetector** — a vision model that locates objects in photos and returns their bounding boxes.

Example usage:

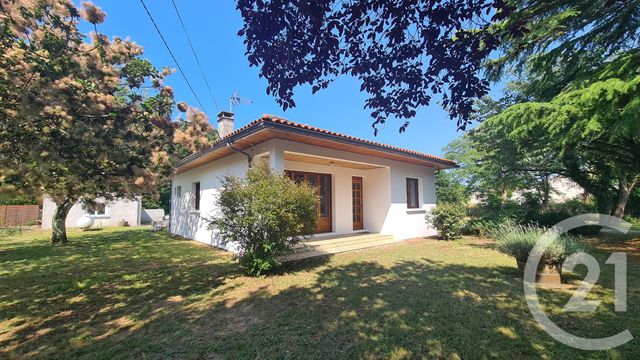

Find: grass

[1,227,639,359]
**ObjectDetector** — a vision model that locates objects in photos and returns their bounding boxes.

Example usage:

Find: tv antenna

[230,91,253,112]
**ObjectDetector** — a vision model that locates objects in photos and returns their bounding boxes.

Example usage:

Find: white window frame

[406,177,420,209]
[83,202,109,218]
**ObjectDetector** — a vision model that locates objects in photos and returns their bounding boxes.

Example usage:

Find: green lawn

[1,227,638,359]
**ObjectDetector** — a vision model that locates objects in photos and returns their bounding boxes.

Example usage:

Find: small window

[193,182,201,211]
[406,178,419,209]
[175,186,182,198]
[83,202,106,216]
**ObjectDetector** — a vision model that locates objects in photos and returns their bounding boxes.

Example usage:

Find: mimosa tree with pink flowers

[0,1,215,243]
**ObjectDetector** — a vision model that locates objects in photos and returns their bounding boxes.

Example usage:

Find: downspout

[226,141,253,168]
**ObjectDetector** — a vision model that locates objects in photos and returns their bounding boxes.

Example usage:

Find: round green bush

[209,164,317,276]
[427,203,467,240]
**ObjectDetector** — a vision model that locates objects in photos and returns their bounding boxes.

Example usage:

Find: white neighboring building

[468,176,586,206]
[547,176,585,203]
[41,196,142,229]
[170,112,457,252]
[511,176,585,204]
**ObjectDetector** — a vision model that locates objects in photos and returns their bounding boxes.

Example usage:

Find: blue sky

[83,0,500,157]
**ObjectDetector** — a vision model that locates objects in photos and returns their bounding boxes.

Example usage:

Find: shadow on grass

[0,228,243,359]
[1,229,637,359]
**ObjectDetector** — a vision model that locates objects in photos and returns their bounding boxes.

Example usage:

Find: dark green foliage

[624,185,640,216]
[489,0,640,102]
[464,198,600,236]
[0,194,38,205]
[477,50,640,217]
[443,21,640,218]
[236,0,511,131]
[470,198,528,221]
[209,164,317,276]
[623,215,640,226]
[434,171,468,205]
[463,198,525,236]
[427,203,467,240]
[237,0,639,131]
[462,218,504,237]
[443,124,562,205]
[141,184,171,213]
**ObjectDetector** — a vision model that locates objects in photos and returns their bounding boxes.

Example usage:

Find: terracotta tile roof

[176,114,457,169]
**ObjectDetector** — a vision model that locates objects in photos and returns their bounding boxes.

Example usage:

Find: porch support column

[268,142,285,173]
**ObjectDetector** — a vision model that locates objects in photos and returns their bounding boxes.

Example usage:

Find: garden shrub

[467,198,602,236]
[527,210,572,228]
[524,201,601,235]
[623,215,640,225]
[468,199,528,224]
[463,199,526,237]
[462,217,502,237]
[209,164,317,276]
[427,203,467,240]
[490,222,582,265]
[556,199,597,215]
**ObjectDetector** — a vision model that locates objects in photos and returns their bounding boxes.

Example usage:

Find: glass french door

[352,177,363,230]
[285,171,332,233]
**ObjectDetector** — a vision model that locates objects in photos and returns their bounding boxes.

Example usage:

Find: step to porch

[280,233,404,262]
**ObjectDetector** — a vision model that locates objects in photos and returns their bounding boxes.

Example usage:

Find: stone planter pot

[516,260,562,285]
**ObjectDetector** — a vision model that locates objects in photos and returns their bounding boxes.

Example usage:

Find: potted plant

[491,222,582,285]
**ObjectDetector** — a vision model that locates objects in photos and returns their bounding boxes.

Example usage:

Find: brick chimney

[217,111,234,139]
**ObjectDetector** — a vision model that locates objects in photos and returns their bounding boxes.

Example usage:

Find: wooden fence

[0,205,40,227]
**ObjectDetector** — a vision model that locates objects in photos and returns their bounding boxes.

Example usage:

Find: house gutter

[175,121,266,169]
[226,141,253,168]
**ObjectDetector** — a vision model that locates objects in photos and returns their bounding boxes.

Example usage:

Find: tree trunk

[612,175,637,218]
[540,175,550,211]
[52,198,73,244]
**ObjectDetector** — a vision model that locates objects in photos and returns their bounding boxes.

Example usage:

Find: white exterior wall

[170,138,438,251]
[141,209,165,224]
[170,152,251,252]
[382,160,437,239]
[42,196,142,229]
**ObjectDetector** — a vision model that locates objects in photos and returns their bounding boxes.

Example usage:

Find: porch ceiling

[283,152,384,170]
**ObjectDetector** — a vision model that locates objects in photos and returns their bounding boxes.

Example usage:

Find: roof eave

[259,121,458,169]
[175,120,458,173]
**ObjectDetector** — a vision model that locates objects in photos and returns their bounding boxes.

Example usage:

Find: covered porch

[256,140,392,237]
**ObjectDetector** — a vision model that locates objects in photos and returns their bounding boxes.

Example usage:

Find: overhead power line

[171,0,221,112]
[138,0,208,114]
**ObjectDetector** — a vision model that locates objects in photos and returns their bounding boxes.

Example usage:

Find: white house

[42,196,142,229]
[170,112,457,252]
